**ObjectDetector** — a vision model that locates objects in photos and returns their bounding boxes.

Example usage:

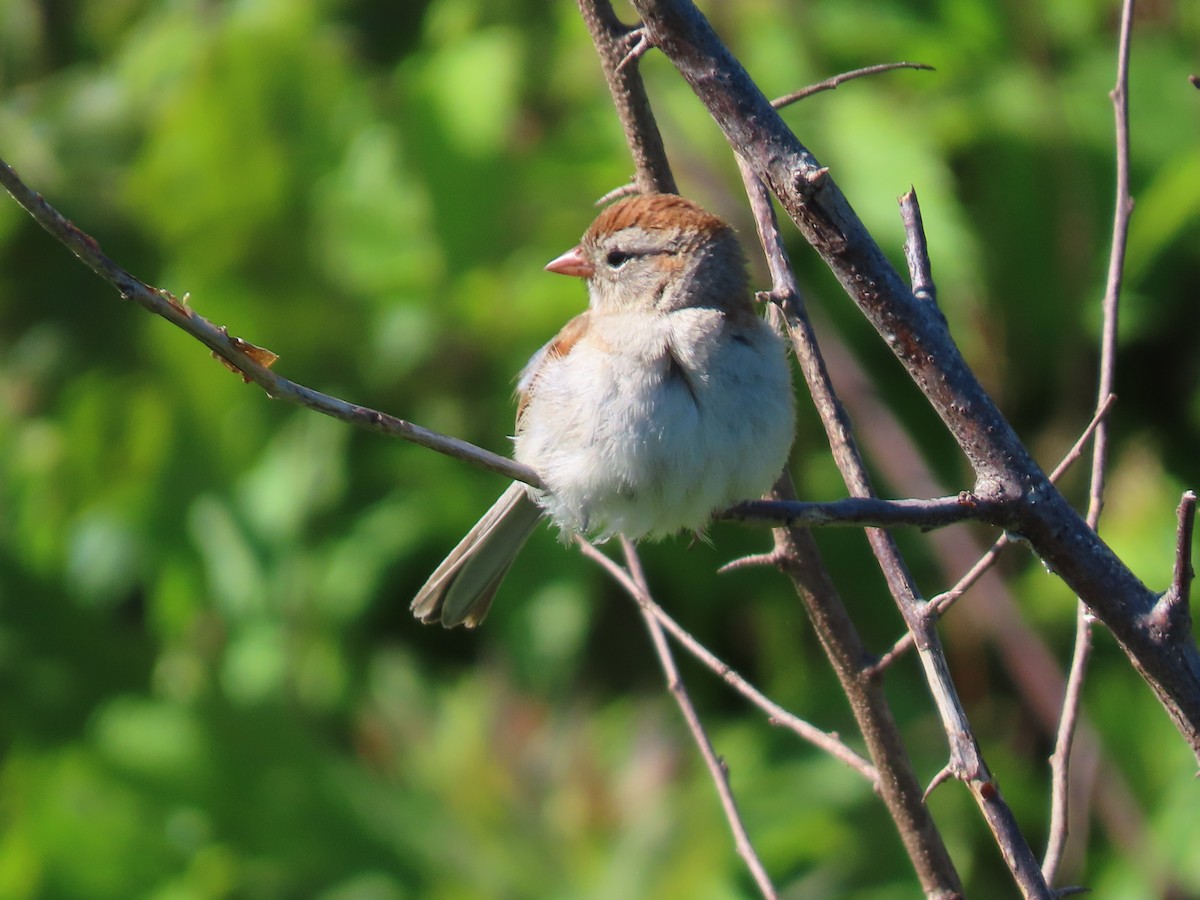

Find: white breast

[514,308,794,541]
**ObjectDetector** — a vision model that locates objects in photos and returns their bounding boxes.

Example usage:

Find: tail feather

[411,482,543,628]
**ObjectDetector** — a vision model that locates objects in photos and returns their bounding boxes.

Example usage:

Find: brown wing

[516,310,592,427]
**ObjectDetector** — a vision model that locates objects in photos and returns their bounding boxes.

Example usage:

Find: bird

[412,192,796,627]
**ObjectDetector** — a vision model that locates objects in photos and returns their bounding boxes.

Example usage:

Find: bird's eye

[606,249,632,268]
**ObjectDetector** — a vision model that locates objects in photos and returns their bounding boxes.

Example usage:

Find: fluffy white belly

[514,308,794,540]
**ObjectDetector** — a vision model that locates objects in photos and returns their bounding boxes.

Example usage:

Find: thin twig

[1053,887,1093,898]
[576,539,879,783]
[771,62,934,109]
[1043,0,1136,883]
[616,539,778,899]
[1044,602,1098,882]
[0,157,541,490]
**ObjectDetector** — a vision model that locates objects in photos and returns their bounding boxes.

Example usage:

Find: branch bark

[739,159,1042,895]
[0,158,543,491]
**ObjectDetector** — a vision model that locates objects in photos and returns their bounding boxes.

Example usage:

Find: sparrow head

[544,193,750,315]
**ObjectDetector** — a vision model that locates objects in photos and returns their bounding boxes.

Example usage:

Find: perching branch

[723,494,993,530]
[0,158,543,492]
[2,154,988,538]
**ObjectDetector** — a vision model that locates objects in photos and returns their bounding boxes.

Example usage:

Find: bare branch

[1052,887,1093,898]
[733,81,1047,898]
[0,158,540,489]
[1045,0,1137,882]
[1046,395,1119,484]
[736,156,966,894]
[616,538,778,899]
[577,0,676,194]
[1044,602,1099,884]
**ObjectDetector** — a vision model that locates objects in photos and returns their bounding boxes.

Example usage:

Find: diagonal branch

[615,538,777,899]
[577,538,880,783]
[738,153,1045,896]
[0,158,541,490]
[577,0,676,194]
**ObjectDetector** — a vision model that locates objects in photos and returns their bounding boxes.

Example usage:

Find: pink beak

[544,245,594,278]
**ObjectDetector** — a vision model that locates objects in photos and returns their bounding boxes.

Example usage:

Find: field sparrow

[412,193,796,627]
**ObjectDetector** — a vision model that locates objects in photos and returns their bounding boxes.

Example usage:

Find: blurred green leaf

[2,0,1199,896]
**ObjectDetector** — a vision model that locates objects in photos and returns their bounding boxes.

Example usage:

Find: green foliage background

[1,0,1199,896]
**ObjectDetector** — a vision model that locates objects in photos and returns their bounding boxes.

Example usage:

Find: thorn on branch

[1149,491,1197,643]
[1052,886,1093,897]
[798,165,830,190]
[595,182,642,205]
[899,188,937,306]
[718,551,780,574]
[615,25,653,73]
[923,764,955,802]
